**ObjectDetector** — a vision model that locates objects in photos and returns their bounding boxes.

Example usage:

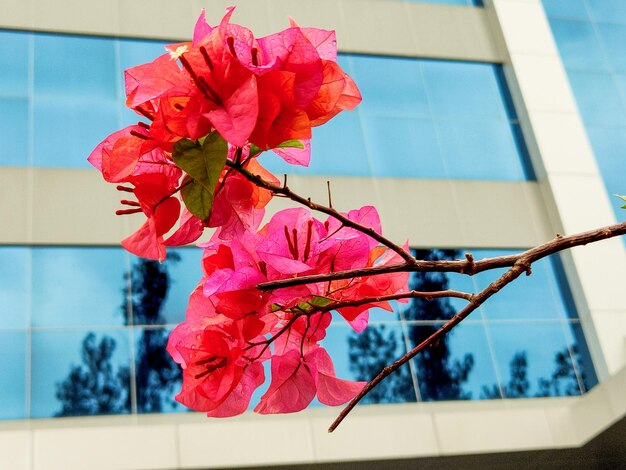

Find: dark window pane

[31,329,131,418]
[325,323,418,404]
[471,251,572,321]
[134,327,185,413]
[408,321,499,401]
[487,322,582,398]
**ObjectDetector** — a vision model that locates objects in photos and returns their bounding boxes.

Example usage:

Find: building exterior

[0,0,624,468]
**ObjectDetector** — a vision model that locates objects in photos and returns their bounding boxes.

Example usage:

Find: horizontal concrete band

[0,0,504,62]
[0,167,552,248]
[1,365,624,470]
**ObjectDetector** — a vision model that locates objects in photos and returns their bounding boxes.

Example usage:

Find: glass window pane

[308,111,371,176]
[437,119,526,180]
[323,323,418,404]
[471,251,571,321]
[587,0,626,25]
[31,247,129,327]
[565,322,599,393]
[134,327,185,413]
[31,329,131,418]
[549,20,609,71]
[0,30,30,97]
[362,115,445,178]
[33,96,120,167]
[408,321,499,400]
[0,247,29,329]
[596,24,626,73]
[542,0,589,21]
[586,126,626,219]
[0,98,30,166]
[568,71,626,127]
[0,331,27,420]
[34,34,119,100]
[350,55,429,118]
[487,322,582,398]
[130,248,203,326]
[421,61,507,121]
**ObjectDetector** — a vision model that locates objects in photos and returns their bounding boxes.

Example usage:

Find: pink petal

[307,348,365,406]
[207,75,259,148]
[206,362,265,417]
[254,350,316,414]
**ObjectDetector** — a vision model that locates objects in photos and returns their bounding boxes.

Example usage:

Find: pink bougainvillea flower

[120,172,182,261]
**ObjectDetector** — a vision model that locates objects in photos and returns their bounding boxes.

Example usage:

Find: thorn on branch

[283,174,288,189]
[464,253,475,275]
[327,180,333,209]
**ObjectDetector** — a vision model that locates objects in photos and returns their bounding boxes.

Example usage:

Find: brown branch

[227,161,415,265]
[328,220,626,432]
[320,289,473,313]
[259,221,626,291]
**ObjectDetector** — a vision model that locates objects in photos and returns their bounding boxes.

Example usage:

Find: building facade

[0,0,625,468]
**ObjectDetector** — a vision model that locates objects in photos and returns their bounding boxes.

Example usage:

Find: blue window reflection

[421,60,507,121]
[31,329,131,418]
[0,98,30,166]
[350,55,429,118]
[548,20,609,71]
[0,247,29,329]
[130,248,203,326]
[545,1,626,222]
[471,252,571,321]
[0,31,30,97]
[0,332,27,420]
[324,323,418,404]
[33,96,120,167]
[34,34,118,100]
[586,0,626,25]
[31,247,129,327]
[362,115,444,178]
[542,0,589,20]
[487,322,583,398]
[409,321,499,400]
[134,327,185,413]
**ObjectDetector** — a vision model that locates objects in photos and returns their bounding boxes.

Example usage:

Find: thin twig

[259,221,626,291]
[320,289,474,313]
[327,220,626,432]
[227,160,415,265]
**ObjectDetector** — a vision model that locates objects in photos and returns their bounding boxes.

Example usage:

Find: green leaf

[270,303,283,313]
[249,144,264,158]
[277,139,305,149]
[180,177,213,221]
[614,194,626,209]
[172,133,228,221]
[308,296,333,308]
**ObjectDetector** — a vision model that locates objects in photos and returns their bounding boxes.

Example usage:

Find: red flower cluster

[88,7,360,261]
[167,206,409,415]
[89,8,409,417]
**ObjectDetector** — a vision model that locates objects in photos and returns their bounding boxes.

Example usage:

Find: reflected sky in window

[0,244,600,419]
[0,332,27,420]
[31,247,129,327]
[544,1,626,223]
[0,30,532,182]
[31,329,131,418]
[0,247,29,329]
